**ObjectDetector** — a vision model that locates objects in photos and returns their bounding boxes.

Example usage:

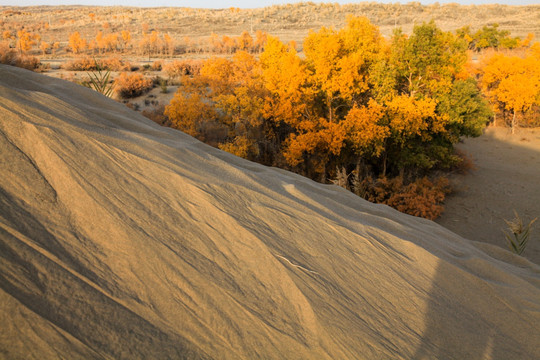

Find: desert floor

[437,126,540,265]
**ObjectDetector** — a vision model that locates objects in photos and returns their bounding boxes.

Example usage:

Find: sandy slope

[1,64,540,359]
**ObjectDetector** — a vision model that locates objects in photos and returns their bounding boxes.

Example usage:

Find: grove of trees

[164,17,496,219]
[479,44,540,133]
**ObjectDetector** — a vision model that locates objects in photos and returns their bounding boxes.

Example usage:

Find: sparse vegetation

[63,56,130,71]
[0,42,40,70]
[84,60,115,97]
[503,211,537,255]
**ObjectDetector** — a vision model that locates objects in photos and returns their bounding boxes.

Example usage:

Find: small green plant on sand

[86,60,115,97]
[503,211,537,255]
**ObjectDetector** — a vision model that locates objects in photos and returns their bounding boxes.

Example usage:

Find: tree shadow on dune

[412,255,540,359]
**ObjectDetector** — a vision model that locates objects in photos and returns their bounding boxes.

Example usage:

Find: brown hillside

[1,3,539,54]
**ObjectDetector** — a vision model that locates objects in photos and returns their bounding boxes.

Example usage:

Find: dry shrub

[357,176,451,220]
[13,54,40,70]
[63,56,130,71]
[62,56,96,71]
[0,43,40,70]
[151,60,162,71]
[125,101,140,111]
[101,56,131,71]
[164,59,202,79]
[141,104,169,126]
[115,72,153,98]
[452,149,476,174]
[522,105,540,128]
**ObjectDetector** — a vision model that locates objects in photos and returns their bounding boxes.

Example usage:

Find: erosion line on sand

[274,254,319,275]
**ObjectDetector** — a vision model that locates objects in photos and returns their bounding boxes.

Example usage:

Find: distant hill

[1,3,539,52]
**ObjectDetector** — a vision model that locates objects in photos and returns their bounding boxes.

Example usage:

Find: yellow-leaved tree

[68,31,87,54]
[481,52,540,133]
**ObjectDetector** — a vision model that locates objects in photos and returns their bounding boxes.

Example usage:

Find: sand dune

[1,64,540,359]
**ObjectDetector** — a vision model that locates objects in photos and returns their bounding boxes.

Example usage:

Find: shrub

[13,54,40,70]
[451,149,476,174]
[63,56,130,71]
[142,104,169,126]
[355,176,451,220]
[125,102,140,111]
[154,76,168,93]
[503,211,537,255]
[0,43,41,70]
[115,72,153,98]
[151,60,163,71]
[164,59,202,79]
[63,56,96,71]
[100,56,131,71]
[85,64,115,97]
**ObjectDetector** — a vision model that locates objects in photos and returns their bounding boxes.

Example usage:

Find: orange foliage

[63,56,130,71]
[218,136,258,159]
[40,41,50,55]
[164,59,201,79]
[115,73,153,98]
[358,176,451,220]
[481,52,540,131]
[260,36,310,127]
[164,93,216,137]
[68,31,86,54]
[386,95,438,141]
[16,29,37,53]
[342,100,389,157]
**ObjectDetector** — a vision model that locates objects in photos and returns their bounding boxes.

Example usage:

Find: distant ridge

[1,3,539,43]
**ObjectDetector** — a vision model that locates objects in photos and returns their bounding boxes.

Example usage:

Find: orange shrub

[63,56,97,71]
[151,60,162,71]
[164,59,202,79]
[63,56,130,71]
[356,176,451,220]
[0,43,40,70]
[101,56,131,71]
[115,72,153,98]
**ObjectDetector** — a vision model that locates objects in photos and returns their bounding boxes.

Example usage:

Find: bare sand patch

[437,126,540,264]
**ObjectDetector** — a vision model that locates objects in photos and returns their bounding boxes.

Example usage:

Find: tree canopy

[165,17,493,217]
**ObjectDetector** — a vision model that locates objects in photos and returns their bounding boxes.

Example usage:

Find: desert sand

[1,64,540,359]
[437,127,540,265]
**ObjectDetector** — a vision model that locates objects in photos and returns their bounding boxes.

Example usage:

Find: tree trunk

[512,110,516,135]
[382,152,387,177]
[327,97,333,123]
